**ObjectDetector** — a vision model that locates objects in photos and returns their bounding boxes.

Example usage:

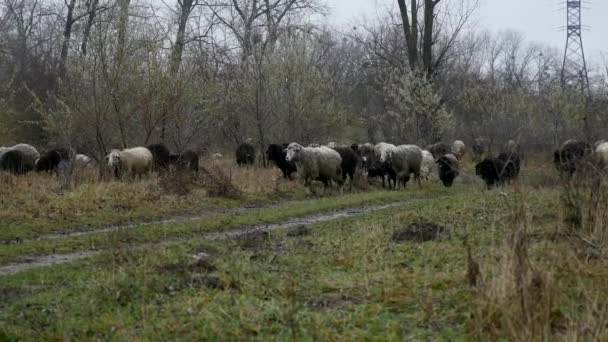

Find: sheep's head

[285,143,302,162]
[379,149,392,163]
[107,150,122,167]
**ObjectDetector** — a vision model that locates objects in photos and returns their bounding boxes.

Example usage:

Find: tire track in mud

[3,199,312,244]
[0,201,407,276]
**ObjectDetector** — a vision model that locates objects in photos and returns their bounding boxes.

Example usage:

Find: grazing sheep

[472,137,490,161]
[420,150,435,180]
[379,144,423,189]
[332,146,358,189]
[74,154,93,169]
[475,153,520,189]
[212,153,223,159]
[436,153,460,187]
[426,142,451,159]
[147,143,172,172]
[35,147,72,173]
[367,160,397,189]
[0,144,40,174]
[236,143,255,166]
[553,140,592,176]
[170,150,199,172]
[266,143,296,179]
[0,149,26,174]
[285,143,342,188]
[107,147,153,179]
[451,140,466,160]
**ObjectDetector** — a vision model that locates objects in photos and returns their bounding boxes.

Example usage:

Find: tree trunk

[169,0,194,75]
[397,0,418,70]
[163,0,195,141]
[59,0,77,80]
[422,0,439,76]
[81,0,99,56]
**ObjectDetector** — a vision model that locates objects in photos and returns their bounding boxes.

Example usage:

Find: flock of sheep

[0,137,605,190]
[264,140,519,190]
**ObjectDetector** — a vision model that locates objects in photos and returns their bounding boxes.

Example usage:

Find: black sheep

[436,154,460,187]
[35,150,62,173]
[266,143,297,179]
[497,152,521,181]
[475,153,520,189]
[147,143,172,172]
[169,150,199,172]
[475,158,503,188]
[426,142,451,159]
[553,140,592,176]
[35,147,72,174]
[367,160,397,189]
[236,143,255,166]
[1,150,26,174]
[332,146,358,188]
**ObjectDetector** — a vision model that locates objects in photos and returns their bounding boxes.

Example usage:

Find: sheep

[106,147,153,179]
[170,150,199,172]
[553,140,592,176]
[236,143,255,166]
[426,142,451,159]
[451,140,466,160]
[472,137,490,162]
[497,152,521,181]
[436,153,460,187]
[0,144,40,174]
[475,153,520,189]
[285,143,342,188]
[367,160,397,189]
[212,153,223,159]
[0,149,26,174]
[379,144,423,189]
[420,150,435,180]
[332,146,358,189]
[147,143,172,172]
[74,154,93,169]
[593,142,608,170]
[266,143,297,179]
[356,143,375,169]
[35,147,72,174]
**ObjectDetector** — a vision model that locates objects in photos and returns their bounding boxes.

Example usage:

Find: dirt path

[0,201,405,276]
[10,199,313,243]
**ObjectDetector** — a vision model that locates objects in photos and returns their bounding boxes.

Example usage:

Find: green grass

[0,188,431,265]
[2,159,607,340]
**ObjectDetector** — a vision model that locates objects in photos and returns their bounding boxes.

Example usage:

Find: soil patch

[391,222,444,243]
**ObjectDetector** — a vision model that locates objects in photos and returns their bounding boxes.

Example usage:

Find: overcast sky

[326,0,607,66]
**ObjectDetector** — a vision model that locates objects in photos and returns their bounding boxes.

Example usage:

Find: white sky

[325,0,607,66]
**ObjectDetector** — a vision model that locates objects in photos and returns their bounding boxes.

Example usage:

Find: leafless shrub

[199,165,241,199]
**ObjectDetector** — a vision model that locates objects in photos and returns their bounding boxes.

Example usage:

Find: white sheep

[380,144,423,188]
[285,143,342,187]
[420,150,435,180]
[595,142,608,168]
[451,140,466,160]
[74,154,93,169]
[107,147,153,178]
[374,142,396,160]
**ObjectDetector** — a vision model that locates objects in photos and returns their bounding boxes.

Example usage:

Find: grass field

[1,155,608,340]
